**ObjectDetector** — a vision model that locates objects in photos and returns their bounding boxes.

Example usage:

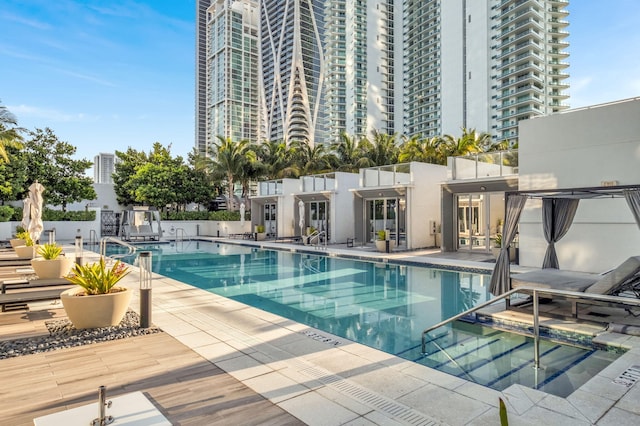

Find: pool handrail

[99,237,137,261]
[307,230,327,250]
[421,286,640,369]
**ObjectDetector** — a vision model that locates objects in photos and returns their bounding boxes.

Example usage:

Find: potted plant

[61,257,132,329]
[255,224,266,241]
[10,226,27,249]
[304,226,317,245]
[14,231,37,258]
[375,230,395,252]
[30,243,74,279]
[492,233,502,258]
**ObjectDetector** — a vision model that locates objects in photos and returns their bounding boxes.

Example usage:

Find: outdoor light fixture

[139,251,152,328]
[49,228,56,244]
[75,235,83,266]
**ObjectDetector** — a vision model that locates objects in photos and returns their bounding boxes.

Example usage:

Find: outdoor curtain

[489,194,528,296]
[624,189,640,230]
[542,198,580,269]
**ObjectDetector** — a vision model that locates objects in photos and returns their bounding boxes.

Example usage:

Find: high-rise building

[197,0,569,150]
[196,0,213,155]
[93,153,115,184]
[261,0,326,146]
[206,0,262,146]
[403,0,570,141]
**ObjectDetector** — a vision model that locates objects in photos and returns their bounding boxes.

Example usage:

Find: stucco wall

[518,98,640,272]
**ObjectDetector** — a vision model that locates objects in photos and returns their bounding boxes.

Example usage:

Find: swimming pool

[111,241,620,396]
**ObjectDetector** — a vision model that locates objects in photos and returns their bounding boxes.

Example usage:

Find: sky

[1,0,640,164]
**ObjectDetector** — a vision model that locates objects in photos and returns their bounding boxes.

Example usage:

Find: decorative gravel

[0,311,162,360]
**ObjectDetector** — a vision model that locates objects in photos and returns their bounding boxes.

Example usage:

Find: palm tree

[441,127,489,158]
[0,102,25,163]
[366,130,399,166]
[398,135,445,165]
[255,140,296,179]
[289,140,334,176]
[330,132,373,172]
[209,136,251,210]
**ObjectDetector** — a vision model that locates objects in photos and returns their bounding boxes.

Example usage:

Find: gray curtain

[489,194,528,296]
[624,189,640,230]
[542,198,579,269]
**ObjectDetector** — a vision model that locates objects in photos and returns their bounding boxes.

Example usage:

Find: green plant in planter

[37,243,63,260]
[494,233,503,248]
[256,224,265,233]
[66,257,130,295]
[377,230,387,241]
[16,230,34,246]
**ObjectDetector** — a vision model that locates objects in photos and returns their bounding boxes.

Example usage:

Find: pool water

[111,241,621,397]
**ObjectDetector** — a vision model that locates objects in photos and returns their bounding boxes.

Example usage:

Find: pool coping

[120,239,640,424]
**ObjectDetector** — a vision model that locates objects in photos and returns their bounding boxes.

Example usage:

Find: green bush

[10,206,23,221]
[42,209,96,221]
[0,205,14,222]
[166,211,211,221]
[208,210,241,221]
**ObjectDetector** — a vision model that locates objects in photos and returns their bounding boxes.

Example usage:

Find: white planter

[256,232,266,241]
[31,256,74,279]
[61,287,132,329]
[10,239,26,249]
[375,240,396,252]
[14,245,36,258]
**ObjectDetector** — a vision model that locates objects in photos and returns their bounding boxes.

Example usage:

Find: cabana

[119,208,163,241]
[489,184,640,296]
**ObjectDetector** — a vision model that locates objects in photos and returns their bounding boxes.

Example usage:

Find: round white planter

[61,287,132,329]
[14,245,36,258]
[30,256,74,279]
[375,240,396,252]
[10,239,26,249]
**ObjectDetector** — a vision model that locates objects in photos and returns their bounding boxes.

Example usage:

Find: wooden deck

[0,309,304,425]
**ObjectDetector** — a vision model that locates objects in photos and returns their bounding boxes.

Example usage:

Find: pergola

[489,184,640,296]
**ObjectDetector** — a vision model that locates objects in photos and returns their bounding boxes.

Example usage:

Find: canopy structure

[118,208,163,241]
[489,184,640,296]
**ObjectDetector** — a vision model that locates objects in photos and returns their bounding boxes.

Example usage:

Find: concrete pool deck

[4,240,640,424]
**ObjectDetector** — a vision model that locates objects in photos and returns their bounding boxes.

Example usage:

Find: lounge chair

[1,277,73,311]
[509,256,640,315]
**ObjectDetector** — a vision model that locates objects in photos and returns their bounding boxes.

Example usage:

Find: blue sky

[1,0,640,163]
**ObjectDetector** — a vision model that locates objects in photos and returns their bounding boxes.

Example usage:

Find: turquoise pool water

[110,241,620,396]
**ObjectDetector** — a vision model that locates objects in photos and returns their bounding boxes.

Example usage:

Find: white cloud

[7,104,97,123]
[0,11,51,30]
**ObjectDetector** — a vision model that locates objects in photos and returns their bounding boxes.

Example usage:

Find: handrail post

[533,289,540,369]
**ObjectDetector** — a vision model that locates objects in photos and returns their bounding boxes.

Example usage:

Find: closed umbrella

[21,197,31,231]
[240,203,246,227]
[28,181,44,243]
[298,200,305,236]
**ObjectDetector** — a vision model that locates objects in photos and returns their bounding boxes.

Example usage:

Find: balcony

[361,163,412,188]
[448,150,519,181]
[259,180,284,196]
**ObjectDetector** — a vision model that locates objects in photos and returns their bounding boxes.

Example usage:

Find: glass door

[456,192,505,252]
[308,201,329,240]
[264,203,277,237]
[364,198,406,246]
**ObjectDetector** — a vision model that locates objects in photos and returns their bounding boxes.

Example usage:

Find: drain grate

[299,365,443,425]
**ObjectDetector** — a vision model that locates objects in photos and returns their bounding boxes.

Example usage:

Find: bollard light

[49,228,56,245]
[75,235,83,266]
[139,251,152,328]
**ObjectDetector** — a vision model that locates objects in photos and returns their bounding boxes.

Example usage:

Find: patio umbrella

[28,181,44,243]
[240,203,245,227]
[21,197,31,231]
[298,200,305,236]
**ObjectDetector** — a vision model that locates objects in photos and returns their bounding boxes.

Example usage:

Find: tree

[255,140,296,179]
[187,148,219,210]
[330,132,373,172]
[365,130,399,166]
[0,143,28,203]
[441,128,490,158]
[398,135,445,165]
[113,147,149,206]
[289,140,335,176]
[23,128,96,211]
[209,136,251,210]
[0,101,25,163]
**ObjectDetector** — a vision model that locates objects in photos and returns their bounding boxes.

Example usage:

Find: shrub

[42,209,96,221]
[0,205,14,222]
[208,210,241,221]
[37,243,63,260]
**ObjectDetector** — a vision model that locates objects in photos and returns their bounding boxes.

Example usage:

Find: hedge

[0,206,14,222]
[9,207,96,222]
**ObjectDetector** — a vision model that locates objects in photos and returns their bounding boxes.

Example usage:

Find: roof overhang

[350,185,408,198]
[507,184,640,200]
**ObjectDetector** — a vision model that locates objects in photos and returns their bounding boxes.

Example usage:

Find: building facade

[404,0,569,141]
[261,0,326,146]
[206,0,262,147]
[198,0,569,152]
[93,153,115,184]
[196,0,212,155]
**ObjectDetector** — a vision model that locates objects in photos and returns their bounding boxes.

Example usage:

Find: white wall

[518,98,640,272]
[330,172,359,243]
[408,162,447,249]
